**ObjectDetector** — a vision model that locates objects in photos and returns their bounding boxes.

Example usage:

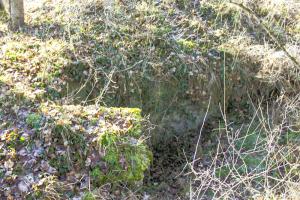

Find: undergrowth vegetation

[190,102,300,199]
[0,0,300,199]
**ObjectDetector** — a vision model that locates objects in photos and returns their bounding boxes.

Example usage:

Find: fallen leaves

[0,102,150,199]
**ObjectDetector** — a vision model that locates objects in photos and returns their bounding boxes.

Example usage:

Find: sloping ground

[0,84,151,199]
[0,0,299,132]
[0,1,153,198]
[0,0,300,199]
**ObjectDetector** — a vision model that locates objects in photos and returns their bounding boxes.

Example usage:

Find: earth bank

[1,0,300,199]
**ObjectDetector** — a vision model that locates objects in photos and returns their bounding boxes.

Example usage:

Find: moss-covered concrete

[0,102,151,198]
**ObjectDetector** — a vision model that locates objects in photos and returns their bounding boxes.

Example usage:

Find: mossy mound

[0,103,151,198]
[40,104,152,182]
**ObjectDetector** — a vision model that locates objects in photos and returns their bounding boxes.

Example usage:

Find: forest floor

[1,0,300,199]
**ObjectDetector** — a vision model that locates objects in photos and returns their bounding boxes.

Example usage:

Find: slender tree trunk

[0,0,9,11]
[0,0,24,30]
[9,0,24,30]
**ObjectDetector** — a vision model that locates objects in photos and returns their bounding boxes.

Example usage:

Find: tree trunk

[0,0,9,11]
[9,0,24,30]
[0,0,24,30]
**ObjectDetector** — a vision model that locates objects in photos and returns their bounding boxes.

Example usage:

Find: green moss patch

[0,103,151,198]
[39,104,152,184]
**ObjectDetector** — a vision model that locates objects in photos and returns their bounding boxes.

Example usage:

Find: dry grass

[189,99,300,199]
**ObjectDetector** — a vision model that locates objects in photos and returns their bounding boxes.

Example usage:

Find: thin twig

[192,96,211,167]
